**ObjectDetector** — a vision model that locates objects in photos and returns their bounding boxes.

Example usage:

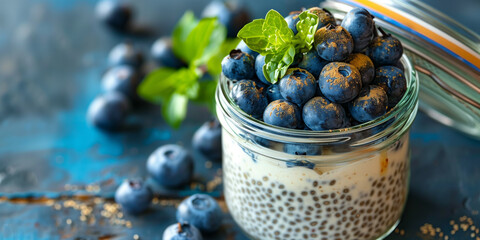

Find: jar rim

[217,54,419,143]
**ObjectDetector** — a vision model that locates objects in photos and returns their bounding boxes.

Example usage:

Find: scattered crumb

[419,216,479,239]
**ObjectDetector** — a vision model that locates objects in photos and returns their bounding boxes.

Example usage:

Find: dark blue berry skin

[297,49,329,78]
[284,144,322,156]
[151,37,185,69]
[278,68,316,106]
[302,96,348,130]
[221,50,255,80]
[230,80,268,119]
[95,0,132,32]
[341,8,375,52]
[202,1,251,38]
[393,60,405,72]
[255,54,270,85]
[346,53,375,86]
[373,66,407,108]
[314,25,354,62]
[87,92,130,131]
[146,144,194,188]
[266,84,283,102]
[285,11,301,35]
[108,42,144,69]
[236,40,259,58]
[163,222,203,240]
[192,120,222,161]
[263,100,303,129]
[101,65,141,99]
[176,194,223,233]
[308,7,336,30]
[319,62,362,103]
[368,33,403,66]
[348,85,388,123]
[114,179,153,214]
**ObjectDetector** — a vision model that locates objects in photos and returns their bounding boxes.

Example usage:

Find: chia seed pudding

[223,132,410,240]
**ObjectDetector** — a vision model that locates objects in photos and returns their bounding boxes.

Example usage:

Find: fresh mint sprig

[237,9,319,83]
[138,11,239,128]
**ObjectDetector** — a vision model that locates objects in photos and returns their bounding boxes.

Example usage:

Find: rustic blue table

[0,0,479,239]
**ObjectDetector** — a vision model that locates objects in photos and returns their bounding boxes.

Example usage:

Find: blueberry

[87,92,130,130]
[314,24,353,62]
[255,54,270,85]
[163,222,203,240]
[230,80,268,119]
[373,66,407,108]
[176,194,223,233]
[151,37,185,68]
[192,119,222,161]
[202,1,251,38]
[278,68,316,106]
[221,50,255,80]
[101,65,141,100]
[284,11,301,35]
[284,144,322,156]
[393,60,405,72]
[345,53,375,86]
[319,62,362,103]
[302,96,348,130]
[266,84,283,102]
[236,40,259,58]
[296,49,329,78]
[146,144,194,188]
[114,179,153,214]
[348,85,388,123]
[108,42,144,69]
[95,0,132,32]
[263,99,303,129]
[341,8,375,52]
[367,28,403,66]
[308,7,336,29]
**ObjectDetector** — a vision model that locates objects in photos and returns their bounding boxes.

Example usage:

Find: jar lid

[322,0,480,139]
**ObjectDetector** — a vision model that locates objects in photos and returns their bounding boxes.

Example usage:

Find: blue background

[0,0,479,239]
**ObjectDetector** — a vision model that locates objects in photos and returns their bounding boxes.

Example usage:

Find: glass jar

[217,53,418,239]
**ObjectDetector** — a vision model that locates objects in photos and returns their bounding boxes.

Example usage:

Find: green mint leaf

[207,38,241,75]
[263,10,294,52]
[138,67,198,102]
[295,11,319,52]
[137,68,178,103]
[191,79,218,114]
[183,17,226,66]
[162,93,188,129]
[237,19,269,54]
[172,11,198,62]
[262,45,295,84]
[174,67,200,98]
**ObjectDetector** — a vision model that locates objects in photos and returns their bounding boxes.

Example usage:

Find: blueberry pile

[223,7,406,131]
[87,42,144,131]
[113,119,222,239]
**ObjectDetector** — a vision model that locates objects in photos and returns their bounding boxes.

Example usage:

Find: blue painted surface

[0,0,479,239]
